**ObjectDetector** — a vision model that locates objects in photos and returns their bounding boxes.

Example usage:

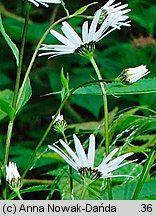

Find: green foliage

[132,146,156,200]
[0,89,14,120]
[71,78,156,96]
[16,77,32,114]
[0,14,19,66]
[111,178,156,200]
[73,2,98,17]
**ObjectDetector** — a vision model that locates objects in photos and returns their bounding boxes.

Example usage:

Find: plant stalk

[89,56,112,200]
[62,133,74,200]
[12,3,31,108]
[1,4,31,200]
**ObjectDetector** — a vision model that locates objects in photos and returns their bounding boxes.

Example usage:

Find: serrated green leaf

[48,79,156,97]
[16,77,32,114]
[73,2,98,16]
[0,14,19,66]
[74,79,156,95]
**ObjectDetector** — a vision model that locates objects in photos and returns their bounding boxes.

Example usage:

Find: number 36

[140,204,152,212]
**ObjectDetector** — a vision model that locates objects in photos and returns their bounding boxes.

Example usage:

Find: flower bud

[117,65,150,85]
[52,112,67,134]
[6,162,23,190]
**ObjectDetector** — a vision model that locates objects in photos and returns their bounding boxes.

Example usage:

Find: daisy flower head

[6,162,22,190]
[98,0,131,27]
[28,0,61,7]
[48,134,135,181]
[39,7,130,59]
[118,65,150,85]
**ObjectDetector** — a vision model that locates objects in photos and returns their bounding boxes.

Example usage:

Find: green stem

[17,193,23,200]
[21,14,75,178]
[61,0,70,17]
[1,166,7,199]
[89,56,109,154]
[80,186,88,200]
[62,133,74,200]
[12,3,31,108]
[1,3,31,200]
[16,15,71,110]
[22,73,104,178]
[22,94,70,178]
[89,56,112,200]
[22,72,103,180]
[3,2,31,168]
[80,180,91,200]
[14,189,23,200]
[3,121,14,166]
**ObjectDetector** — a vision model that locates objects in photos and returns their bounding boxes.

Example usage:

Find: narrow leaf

[8,185,54,200]
[44,79,156,97]
[132,145,156,200]
[61,68,69,91]
[0,14,19,66]
[73,2,98,16]
[16,77,32,114]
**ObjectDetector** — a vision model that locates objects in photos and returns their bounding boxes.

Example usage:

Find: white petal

[106,152,134,168]
[40,44,74,50]
[50,29,75,48]
[101,173,133,178]
[105,159,137,173]
[95,27,115,42]
[88,9,101,41]
[62,22,82,47]
[94,16,110,41]
[98,148,119,171]
[39,50,73,58]
[73,134,88,167]
[28,0,40,7]
[82,21,89,43]
[48,145,78,170]
[28,0,61,7]
[102,0,116,8]
[87,134,95,167]
[39,0,61,3]
[59,139,81,167]
[6,162,20,181]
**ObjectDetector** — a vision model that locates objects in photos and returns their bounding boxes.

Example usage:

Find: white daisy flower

[99,0,131,27]
[48,134,135,180]
[28,0,61,7]
[39,7,130,58]
[6,162,22,189]
[118,65,150,84]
